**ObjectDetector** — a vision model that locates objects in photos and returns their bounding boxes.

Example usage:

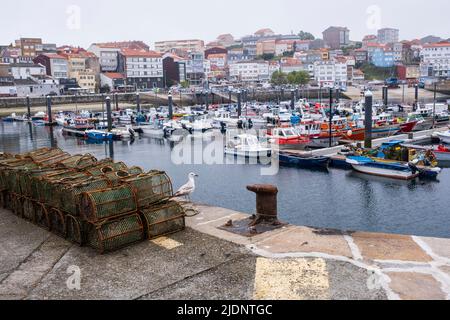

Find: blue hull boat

[279,153,330,169]
[85,130,114,141]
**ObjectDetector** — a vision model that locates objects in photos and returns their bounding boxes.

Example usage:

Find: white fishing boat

[180,115,214,133]
[437,130,450,144]
[110,125,137,140]
[213,111,240,127]
[224,134,272,158]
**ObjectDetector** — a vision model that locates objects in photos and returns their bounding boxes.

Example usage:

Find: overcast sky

[1,0,449,48]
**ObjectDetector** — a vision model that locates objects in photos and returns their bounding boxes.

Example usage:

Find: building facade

[420,42,450,78]
[377,28,400,44]
[88,44,121,72]
[154,39,204,54]
[33,54,69,79]
[323,27,350,49]
[371,48,395,67]
[229,60,269,82]
[118,49,164,89]
[10,63,46,79]
[313,60,348,88]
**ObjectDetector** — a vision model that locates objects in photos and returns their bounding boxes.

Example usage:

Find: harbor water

[1,121,450,239]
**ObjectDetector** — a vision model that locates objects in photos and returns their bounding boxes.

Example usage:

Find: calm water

[1,121,450,239]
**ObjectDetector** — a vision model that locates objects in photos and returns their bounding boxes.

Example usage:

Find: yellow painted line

[254,258,330,300]
[151,237,183,250]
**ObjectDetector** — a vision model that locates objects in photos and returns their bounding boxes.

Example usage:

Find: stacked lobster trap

[0,148,186,254]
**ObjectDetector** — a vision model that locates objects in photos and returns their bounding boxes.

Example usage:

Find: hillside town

[1,27,449,97]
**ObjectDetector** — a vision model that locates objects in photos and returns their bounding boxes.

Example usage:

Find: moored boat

[85,130,114,141]
[437,131,450,144]
[346,156,420,180]
[278,152,330,169]
[224,134,271,158]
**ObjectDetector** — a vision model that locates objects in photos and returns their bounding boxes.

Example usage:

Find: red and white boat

[267,127,310,146]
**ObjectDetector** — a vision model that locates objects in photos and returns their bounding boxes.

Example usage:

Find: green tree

[180,80,190,89]
[298,31,315,41]
[287,71,310,85]
[257,53,275,61]
[271,71,288,86]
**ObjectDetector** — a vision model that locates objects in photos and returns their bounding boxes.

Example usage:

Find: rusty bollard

[247,184,280,226]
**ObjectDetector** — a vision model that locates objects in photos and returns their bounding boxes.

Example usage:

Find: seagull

[174,173,198,201]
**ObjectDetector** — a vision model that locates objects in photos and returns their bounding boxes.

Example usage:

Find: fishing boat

[267,127,310,146]
[224,134,272,158]
[347,141,442,179]
[62,118,95,137]
[180,115,214,134]
[437,131,450,144]
[85,130,114,141]
[31,112,46,121]
[346,156,421,180]
[278,152,330,169]
[110,125,137,140]
[434,145,450,161]
[213,111,242,128]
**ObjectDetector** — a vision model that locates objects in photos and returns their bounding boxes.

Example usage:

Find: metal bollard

[246,184,280,226]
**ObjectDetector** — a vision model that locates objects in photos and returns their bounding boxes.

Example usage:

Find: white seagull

[174,173,199,201]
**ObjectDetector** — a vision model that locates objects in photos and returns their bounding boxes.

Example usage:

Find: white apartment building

[120,49,163,89]
[313,60,348,88]
[154,39,205,53]
[229,61,269,82]
[420,42,450,78]
[88,44,121,72]
[10,63,46,79]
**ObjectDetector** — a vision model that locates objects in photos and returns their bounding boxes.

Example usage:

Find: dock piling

[168,94,173,120]
[114,93,119,111]
[365,90,373,149]
[329,88,333,148]
[106,97,113,132]
[46,96,53,125]
[414,84,419,111]
[26,95,31,120]
[290,90,295,111]
[237,90,242,117]
[136,92,141,113]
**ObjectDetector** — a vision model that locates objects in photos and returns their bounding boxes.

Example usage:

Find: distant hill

[420,35,443,44]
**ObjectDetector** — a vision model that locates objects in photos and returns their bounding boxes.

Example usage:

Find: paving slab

[386,272,447,300]
[142,255,257,300]
[27,229,246,300]
[352,232,432,262]
[0,210,50,275]
[416,237,450,261]
[0,235,72,299]
[255,227,353,258]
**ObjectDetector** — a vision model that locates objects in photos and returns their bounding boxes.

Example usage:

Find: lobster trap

[124,171,173,209]
[0,148,186,254]
[140,201,185,239]
[80,185,138,223]
[85,213,145,254]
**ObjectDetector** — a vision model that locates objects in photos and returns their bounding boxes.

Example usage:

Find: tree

[257,53,275,61]
[271,71,288,86]
[180,80,190,89]
[298,31,315,41]
[287,71,310,85]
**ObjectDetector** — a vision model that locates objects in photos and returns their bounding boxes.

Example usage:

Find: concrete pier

[0,204,449,300]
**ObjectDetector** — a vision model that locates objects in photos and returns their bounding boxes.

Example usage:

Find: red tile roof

[103,72,125,79]
[121,49,161,58]
[42,53,67,59]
